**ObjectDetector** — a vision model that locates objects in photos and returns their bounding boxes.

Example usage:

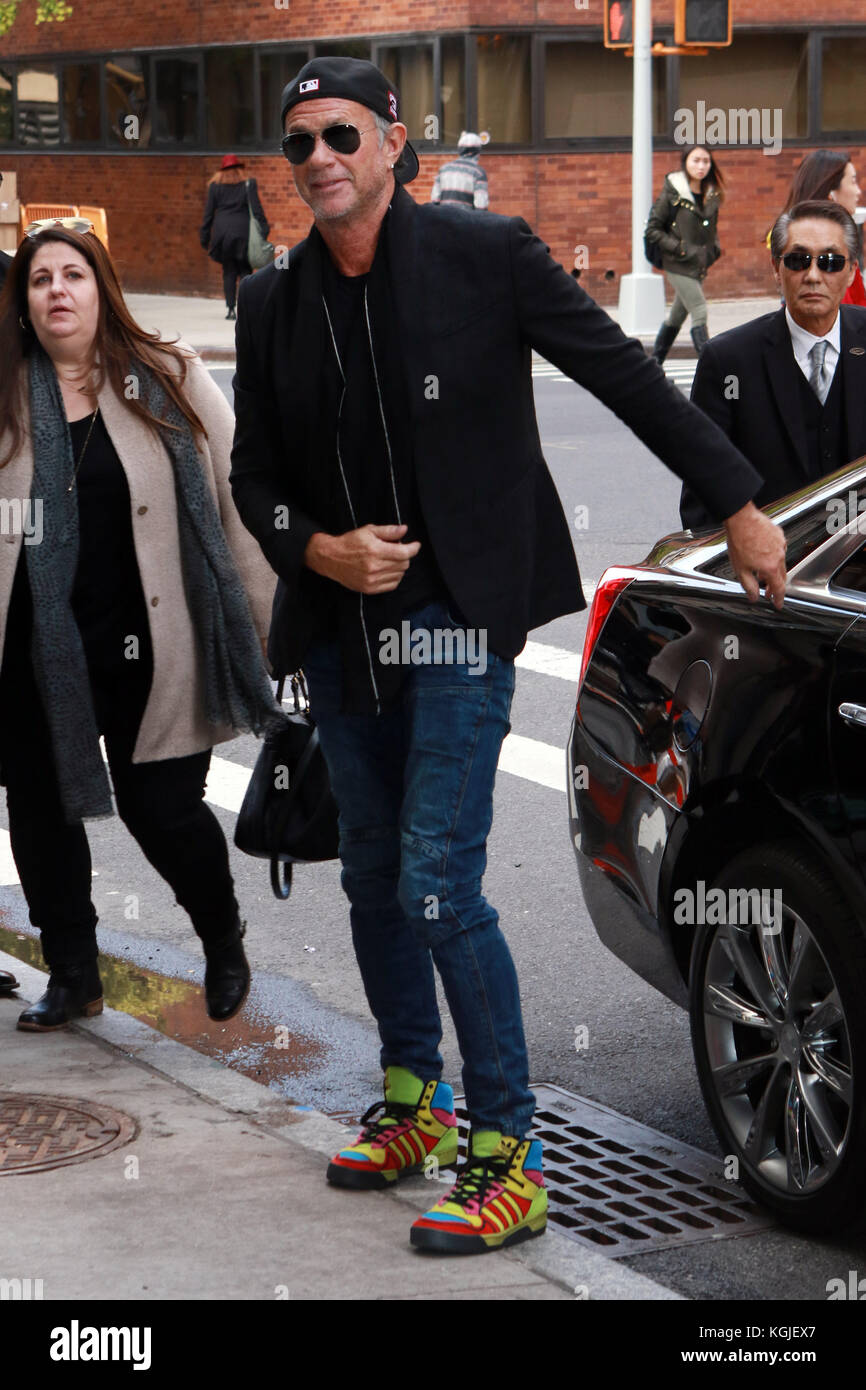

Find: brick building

[1,1,865,302]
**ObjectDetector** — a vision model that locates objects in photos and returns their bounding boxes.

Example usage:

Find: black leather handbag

[234,673,340,900]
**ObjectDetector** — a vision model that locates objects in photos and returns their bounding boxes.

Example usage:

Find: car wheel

[689,841,866,1233]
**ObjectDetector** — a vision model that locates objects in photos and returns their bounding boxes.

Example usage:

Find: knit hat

[457,131,483,150]
[280,56,419,184]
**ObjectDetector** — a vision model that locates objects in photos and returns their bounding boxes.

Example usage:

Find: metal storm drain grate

[0,1093,137,1175]
[332,1082,772,1256]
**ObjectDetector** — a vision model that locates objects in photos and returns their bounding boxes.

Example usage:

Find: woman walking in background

[199,155,270,320]
[646,145,725,363]
[0,221,279,1030]
[777,150,865,305]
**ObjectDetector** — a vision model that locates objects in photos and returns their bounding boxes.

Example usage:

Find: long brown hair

[782,149,851,213]
[208,166,245,186]
[0,227,207,467]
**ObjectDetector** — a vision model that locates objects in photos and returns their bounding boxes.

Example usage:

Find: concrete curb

[1,947,683,1301]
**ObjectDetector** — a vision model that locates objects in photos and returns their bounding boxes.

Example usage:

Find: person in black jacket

[681,200,866,531]
[230,56,786,1259]
[0,251,10,289]
[199,155,269,320]
[645,146,724,362]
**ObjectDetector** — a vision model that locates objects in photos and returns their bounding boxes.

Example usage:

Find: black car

[568,459,866,1234]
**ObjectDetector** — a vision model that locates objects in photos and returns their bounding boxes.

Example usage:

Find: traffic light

[675,0,732,47]
[604,1,633,50]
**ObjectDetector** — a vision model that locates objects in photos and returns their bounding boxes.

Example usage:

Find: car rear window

[701,485,866,582]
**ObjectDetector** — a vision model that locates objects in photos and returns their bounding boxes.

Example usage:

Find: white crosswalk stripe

[533,358,696,391]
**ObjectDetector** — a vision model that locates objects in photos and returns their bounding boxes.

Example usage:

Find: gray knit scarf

[26,344,282,824]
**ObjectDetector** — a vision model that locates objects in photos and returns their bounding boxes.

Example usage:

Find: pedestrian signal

[604,1,634,49]
[675,0,733,47]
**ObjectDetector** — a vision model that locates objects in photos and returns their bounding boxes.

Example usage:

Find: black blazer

[200,179,268,267]
[681,305,866,530]
[230,185,762,676]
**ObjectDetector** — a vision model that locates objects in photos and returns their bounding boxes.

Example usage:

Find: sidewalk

[125,291,781,362]
[0,950,681,1302]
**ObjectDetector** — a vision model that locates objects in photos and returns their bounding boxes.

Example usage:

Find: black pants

[222,258,249,310]
[0,575,239,970]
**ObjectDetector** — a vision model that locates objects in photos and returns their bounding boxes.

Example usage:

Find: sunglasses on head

[782,250,849,273]
[25,217,95,238]
[280,123,376,165]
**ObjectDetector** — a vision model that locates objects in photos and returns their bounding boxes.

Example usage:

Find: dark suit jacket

[681,305,866,530]
[0,251,10,289]
[230,184,763,676]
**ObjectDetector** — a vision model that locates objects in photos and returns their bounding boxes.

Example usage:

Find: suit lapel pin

[850,347,866,355]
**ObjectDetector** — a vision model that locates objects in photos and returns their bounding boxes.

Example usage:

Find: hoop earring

[18,315,30,333]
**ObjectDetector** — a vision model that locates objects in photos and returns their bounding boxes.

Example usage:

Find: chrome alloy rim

[702,907,852,1194]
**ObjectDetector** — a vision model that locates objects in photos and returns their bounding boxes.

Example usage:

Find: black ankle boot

[0,968,19,994]
[17,962,103,1032]
[203,921,250,1021]
[691,323,710,356]
[652,322,679,365]
[226,306,236,320]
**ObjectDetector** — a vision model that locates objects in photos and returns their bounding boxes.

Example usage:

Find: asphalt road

[2,360,864,1302]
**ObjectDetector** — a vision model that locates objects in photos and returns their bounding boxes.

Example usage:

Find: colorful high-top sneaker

[327,1066,458,1190]
[410,1131,547,1253]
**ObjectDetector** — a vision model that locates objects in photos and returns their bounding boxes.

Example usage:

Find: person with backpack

[645,145,725,363]
[199,155,270,321]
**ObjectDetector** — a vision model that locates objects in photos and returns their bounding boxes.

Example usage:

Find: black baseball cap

[280,56,419,184]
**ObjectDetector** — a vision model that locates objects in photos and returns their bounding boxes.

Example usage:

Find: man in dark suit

[682,200,866,530]
[230,56,785,1258]
[0,251,10,288]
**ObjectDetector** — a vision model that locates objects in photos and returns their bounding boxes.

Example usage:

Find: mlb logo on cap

[299,78,320,93]
[388,90,398,118]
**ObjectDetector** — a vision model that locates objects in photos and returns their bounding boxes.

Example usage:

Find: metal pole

[617,0,665,336]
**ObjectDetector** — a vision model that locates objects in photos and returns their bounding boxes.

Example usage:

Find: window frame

[1,27,866,154]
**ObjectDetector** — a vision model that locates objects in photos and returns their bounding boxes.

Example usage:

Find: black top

[68,411,148,661]
[199,178,268,267]
[320,255,444,626]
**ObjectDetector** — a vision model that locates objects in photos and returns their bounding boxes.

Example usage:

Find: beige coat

[0,346,276,763]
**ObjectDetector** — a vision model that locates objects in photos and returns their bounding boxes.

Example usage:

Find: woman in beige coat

[0,219,279,1031]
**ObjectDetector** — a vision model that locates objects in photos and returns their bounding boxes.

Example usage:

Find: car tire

[688,841,866,1234]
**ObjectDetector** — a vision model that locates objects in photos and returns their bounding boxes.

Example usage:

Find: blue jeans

[302,599,535,1137]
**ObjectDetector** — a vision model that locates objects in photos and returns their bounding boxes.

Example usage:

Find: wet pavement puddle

[0,916,328,1098]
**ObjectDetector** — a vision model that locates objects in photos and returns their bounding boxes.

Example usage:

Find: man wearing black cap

[230,56,786,1257]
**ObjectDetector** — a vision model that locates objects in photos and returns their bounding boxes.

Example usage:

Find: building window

[314,39,371,62]
[677,34,808,141]
[441,36,466,144]
[260,48,311,141]
[544,40,666,138]
[377,44,433,141]
[62,62,101,144]
[153,55,199,145]
[17,67,60,146]
[821,37,866,133]
[0,66,13,145]
[476,33,531,143]
[205,48,255,148]
[105,55,150,148]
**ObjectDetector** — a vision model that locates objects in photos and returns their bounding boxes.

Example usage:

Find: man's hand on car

[724,502,787,610]
[304,523,420,594]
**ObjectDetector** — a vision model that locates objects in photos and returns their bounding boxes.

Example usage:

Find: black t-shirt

[320,256,444,620]
[68,410,149,664]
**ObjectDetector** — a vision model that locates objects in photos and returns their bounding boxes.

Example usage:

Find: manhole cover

[0,1093,137,1175]
[332,1082,772,1256]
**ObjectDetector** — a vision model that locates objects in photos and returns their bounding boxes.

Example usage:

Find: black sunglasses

[782,251,849,273]
[280,123,376,165]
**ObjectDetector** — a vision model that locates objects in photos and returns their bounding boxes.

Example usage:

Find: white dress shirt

[785,307,841,389]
